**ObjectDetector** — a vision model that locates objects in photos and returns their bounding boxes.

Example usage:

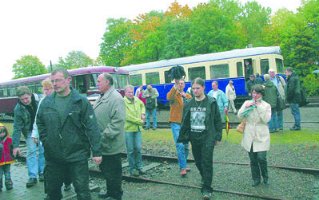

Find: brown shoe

[180,169,187,177]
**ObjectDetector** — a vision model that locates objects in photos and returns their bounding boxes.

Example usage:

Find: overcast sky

[0,0,301,82]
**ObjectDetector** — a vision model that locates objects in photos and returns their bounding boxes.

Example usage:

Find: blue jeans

[0,164,11,180]
[268,109,278,132]
[276,110,283,130]
[146,108,157,129]
[290,103,301,128]
[125,131,143,173]
[171,123,189,169]
[26,134,45,178]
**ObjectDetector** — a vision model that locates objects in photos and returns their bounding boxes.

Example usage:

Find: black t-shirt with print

[189,97,209,137]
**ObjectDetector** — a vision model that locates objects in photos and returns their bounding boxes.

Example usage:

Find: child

[0,123,14,191]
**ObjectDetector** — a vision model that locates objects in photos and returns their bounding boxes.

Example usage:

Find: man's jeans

[290,103,301,128]
[171,123,189,169]
[276,110,283,130]
[268,110,278,132]
[146,108,157,129]
[125,131,143,173]
[26,134,45,178]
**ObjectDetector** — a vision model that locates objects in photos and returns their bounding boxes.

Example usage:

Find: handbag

[236,119,246,133]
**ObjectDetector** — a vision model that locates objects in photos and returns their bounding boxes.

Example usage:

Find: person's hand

[224,108,228,114]
[92,156,102,165]
[32,137,38,144]
[13,148,20,157]
[141,114,146,121]
[245,101,255,108]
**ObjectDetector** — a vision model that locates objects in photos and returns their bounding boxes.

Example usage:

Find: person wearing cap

[0,123,14,191]
[225,80,237,114]
[246,74,257,96]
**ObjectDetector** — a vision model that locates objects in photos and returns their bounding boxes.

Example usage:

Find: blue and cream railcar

[122,46,284,107]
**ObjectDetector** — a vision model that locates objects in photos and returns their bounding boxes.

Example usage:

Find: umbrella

[225,113,230,136]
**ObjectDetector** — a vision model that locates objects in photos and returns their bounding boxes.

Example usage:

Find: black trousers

[100,154,123,200]
[45,160,91,200]
[248,146,268,182]
[191,138,215,193]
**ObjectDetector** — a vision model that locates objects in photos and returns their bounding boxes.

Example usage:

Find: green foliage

[56,51,93,69]
[12,55,47,79]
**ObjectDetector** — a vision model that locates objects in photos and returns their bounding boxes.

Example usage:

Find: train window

[130,74,142,86]
[164,70,172,83]
[236,62,243,77]
[8,88,16,96]
[89,74,98,90]
[146,72,160,85]
[188,66,206,81]
[0,89,3,97]
[116,74,129,89]
[35,83,42,94]
[210,64,229,79]
[3,88,8,97]
[276,58,284,73]
[74,75,87,94]
[260,59,269,75]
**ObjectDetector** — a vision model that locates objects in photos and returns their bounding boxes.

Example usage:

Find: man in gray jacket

[93,73,126,200]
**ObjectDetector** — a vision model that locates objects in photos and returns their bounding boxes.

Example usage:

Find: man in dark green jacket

[263,74,278,133]
[285,67,301,130]
[37,69,102,200]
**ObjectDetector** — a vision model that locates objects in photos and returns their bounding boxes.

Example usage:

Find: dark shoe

[152,127,157,130]
[185,167,191,172]
[5,179,13,190]
[26,178,37,188]
[144,127,150,130]
[252,180,260,187]
[138,169,146,175]
[202,191,212,200]
[290,127,301,131]
[131,169,139,177]
[263,179,269,185]
[64,184,71,191]
[39,174,45,182]
[98,191,109,199]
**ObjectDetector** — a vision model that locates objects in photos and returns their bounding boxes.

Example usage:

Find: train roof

[122,46,281,72]
[0,66,128,87]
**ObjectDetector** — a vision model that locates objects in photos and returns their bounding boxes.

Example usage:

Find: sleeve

[237,101,248,120]
[256,103,271,124]
[225,86,230,98]
[152,88,159,98]
[207,90,213,97]
[213,101,223,141]
[125,102,143,125]
[221,92,228,108]
[167,86,177,101]
[102,98,126,140]
[81,99,102,157]
[12,107,23,148]
[36,103,47,144]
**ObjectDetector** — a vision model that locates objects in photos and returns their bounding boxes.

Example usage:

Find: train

[0,66,129,117]
[121,46,284,108]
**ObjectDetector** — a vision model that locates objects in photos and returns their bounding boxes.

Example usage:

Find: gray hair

[264,74,270,81]
[51,68,69,78]
[16,86,31,97]
[102,73,114,86]
[124,85,134,91]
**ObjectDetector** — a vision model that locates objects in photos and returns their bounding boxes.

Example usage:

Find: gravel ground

[86,140,319,200]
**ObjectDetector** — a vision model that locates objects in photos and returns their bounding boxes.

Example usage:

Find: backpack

[299,83,308,107]
[146,97,156,110]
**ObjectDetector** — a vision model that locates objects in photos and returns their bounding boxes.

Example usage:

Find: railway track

[15,146,318,200]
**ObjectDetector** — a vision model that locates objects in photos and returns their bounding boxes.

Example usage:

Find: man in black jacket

[37,68,102,200]
[178,77,222,200]
[285,67,301,130]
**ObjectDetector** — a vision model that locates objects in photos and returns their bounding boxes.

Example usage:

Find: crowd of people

[0,67,304,200]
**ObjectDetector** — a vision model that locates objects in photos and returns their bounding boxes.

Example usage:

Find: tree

[56,51,93,69]
[99,18,133,66]
[12,55,47,79]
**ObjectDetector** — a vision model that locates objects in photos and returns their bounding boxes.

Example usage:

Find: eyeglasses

[51,79,65,84]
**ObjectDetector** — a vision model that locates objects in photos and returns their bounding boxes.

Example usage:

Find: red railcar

[0,66,129,116]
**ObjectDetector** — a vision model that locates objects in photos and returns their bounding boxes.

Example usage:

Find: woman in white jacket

[225,80,237,114]
[237,84,271,187]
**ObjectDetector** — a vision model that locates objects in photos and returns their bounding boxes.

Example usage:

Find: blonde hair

[263,74,270,81]
[42,78,53,88]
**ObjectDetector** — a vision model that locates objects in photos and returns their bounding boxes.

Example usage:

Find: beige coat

[238,100,271,152]
[93,87,126,155]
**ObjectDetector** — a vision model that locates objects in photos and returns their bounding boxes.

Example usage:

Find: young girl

[0,123,14,191]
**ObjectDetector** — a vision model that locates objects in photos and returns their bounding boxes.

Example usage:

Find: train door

[244,58,253,81]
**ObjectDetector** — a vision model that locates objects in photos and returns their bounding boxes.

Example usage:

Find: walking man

[12,86,44,188]
[124,85,145,176]
[37,69,102,200]
[93,73,126,200]
[285,67,301,130]
[207,81,228,123]
[178,77,223,200]
[143,85,159,130]
[167,79,192,176]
